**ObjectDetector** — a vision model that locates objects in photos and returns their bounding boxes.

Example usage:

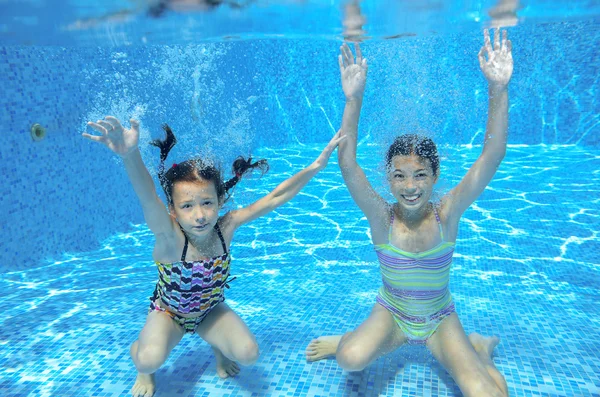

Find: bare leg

[196,302,258,378]
[306,303,407,371]
[130,310,185,397]
[427,313,508,397]
[469,333,509,396]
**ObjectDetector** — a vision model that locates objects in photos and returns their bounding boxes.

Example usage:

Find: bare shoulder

[369,201,392,244]
[152,218,185,263]
[437,196,460,242]
[217,211,235,245]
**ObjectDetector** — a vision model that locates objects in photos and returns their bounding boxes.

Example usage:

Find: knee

[132,343,167,373]
[231,340,260,366]
[336,344,369,372]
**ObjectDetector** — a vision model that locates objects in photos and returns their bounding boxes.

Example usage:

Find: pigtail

[149,124,178,189]
[223,156,269,193]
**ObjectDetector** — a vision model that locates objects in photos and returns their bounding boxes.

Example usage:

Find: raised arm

[227,132,345,230]
[82,116,176,238]
[444,28,513,221]
[337,43,389,239]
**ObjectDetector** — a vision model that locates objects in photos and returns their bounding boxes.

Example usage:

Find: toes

[217,370,229,379]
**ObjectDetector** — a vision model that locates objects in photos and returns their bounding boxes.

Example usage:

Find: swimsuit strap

[180,231,189,262]
[214,223,228,255]
[388,205,395,242]
[215,223,235,288]
[179,223,228,262]
[432,206,445,241]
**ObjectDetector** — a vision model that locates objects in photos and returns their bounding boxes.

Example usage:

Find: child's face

[388,154,438,212]
[170,179,222,239]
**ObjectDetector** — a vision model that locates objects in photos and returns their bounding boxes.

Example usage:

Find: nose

[194,207,206,223]
[404,178,416,191]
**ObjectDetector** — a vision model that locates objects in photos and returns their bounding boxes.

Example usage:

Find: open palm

[478,28,513,88]
[339,43,368,100]
[82,116,140,157]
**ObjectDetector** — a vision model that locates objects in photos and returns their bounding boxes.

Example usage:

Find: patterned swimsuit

[149,223,234,334]
[375,206,456,344]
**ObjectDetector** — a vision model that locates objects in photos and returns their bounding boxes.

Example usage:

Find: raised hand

[478,28,513,89]
[339,43,368,101]
[313,130,347,171]
[83,116,140,158]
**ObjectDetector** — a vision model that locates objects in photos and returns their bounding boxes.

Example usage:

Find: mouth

[193,224,209,231]
[401,193,422,204]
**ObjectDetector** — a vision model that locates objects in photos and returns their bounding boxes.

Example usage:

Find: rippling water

[1,143,598,396]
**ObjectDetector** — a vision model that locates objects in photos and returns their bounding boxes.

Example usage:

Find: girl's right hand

[313,130,347,171]
[82,116,140,158]
[339,42,368,101]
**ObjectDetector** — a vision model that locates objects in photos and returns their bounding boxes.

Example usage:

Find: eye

[416,173,427,178]
[181,204,192,209]
[203,201,213,206]
[394,174,404,179]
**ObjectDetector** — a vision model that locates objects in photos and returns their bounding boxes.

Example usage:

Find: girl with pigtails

[83,116,345,397]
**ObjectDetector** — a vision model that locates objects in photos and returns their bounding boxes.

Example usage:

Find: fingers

[81,132,103,142]
[355,42,362,64]
[330,131,347,146]
[339,44,347,68]
[483,28,492,54]
[506,39,512,55]
[129,118,140,132]
[87,121,109,135]
[338,54,344,73]
[104,116,124,130]
[478,47,486,69]
[501,29,508,53]
[342,43,354,66]
[494,27,501,51]
[96,120,113,131]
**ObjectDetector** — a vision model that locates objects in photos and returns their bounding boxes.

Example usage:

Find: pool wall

[1,21,598,270]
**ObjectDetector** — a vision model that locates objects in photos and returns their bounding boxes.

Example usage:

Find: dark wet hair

[386,134,440,176]
[149,124,268,205]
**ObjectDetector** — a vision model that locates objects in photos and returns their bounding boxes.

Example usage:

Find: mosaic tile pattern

[1,145,599,396]
[1,20,599,269]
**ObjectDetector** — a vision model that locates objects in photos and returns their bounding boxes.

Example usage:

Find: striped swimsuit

[375,206,455,344]
[149,223,234,334]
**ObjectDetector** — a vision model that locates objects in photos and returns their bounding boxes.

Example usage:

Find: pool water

[2,144,599,396]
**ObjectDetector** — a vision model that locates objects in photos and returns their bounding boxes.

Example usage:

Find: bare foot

[305,335,342,362]
[469,332,500,360]
[213,347,240,379]
[131,372,155,397]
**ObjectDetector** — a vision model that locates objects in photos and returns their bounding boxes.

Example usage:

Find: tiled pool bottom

[2,144,599,397]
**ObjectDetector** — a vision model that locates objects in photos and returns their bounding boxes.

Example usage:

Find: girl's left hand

[339,43,368,101]
[478,28,513,89]
[313,130,347,171]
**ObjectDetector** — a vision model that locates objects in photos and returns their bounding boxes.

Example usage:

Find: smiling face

[169,179,222,239]
[388,154,438,213]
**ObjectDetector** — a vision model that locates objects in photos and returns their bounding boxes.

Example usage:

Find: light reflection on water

[1,143,599,396]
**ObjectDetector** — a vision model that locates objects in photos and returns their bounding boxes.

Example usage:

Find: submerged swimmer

[147,0,253,17]
[82,117,344,397]
[66,0,252,31]
[306,28,513,397]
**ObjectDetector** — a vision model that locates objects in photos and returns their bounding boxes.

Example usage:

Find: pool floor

[2,144,599,396]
